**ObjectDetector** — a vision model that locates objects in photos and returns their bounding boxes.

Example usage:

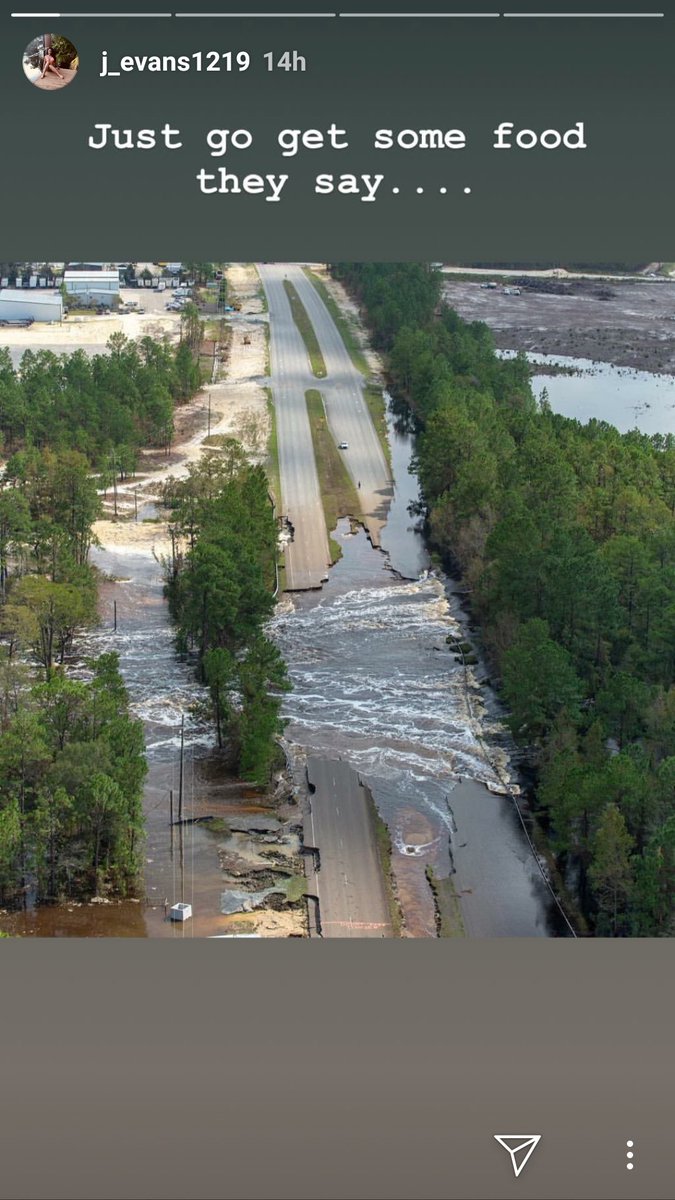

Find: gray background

[1,942,673,1200]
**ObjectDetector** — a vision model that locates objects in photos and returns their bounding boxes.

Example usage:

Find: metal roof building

[64,270,120,305]
[0,289,63,323]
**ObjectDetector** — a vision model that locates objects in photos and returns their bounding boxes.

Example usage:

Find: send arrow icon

[494,1134,542,1178]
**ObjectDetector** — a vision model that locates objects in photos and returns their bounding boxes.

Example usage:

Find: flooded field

[498,350,675,436]
[529,355,675,436]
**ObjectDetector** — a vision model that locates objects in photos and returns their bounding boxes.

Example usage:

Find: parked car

[338,441,349,450]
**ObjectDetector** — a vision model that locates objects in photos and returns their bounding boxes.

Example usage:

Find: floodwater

[2,394,573,939]
[0,516,276,938]
[501,351,675,436]
[270,399,566,937]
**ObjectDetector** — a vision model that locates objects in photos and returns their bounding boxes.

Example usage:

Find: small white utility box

[170,902,192,922]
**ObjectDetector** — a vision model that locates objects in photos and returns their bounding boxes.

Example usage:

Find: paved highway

[305,758,393,938]
[285,266,393,547]
[258,263,331,591]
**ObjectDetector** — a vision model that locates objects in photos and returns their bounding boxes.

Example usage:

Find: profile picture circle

[23,33,79,90]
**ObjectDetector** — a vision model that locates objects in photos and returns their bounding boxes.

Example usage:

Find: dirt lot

[443,278,675,373]
[215,263,270,459]
[94,266,271,520]
[0,286,182,368]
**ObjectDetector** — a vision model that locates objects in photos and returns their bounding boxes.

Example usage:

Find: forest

[0,444,146,903]
[333,262,675,936]
[0,333,200,464]
[161,444,289,787]
[0,333,202,905]
[0,654,146,903]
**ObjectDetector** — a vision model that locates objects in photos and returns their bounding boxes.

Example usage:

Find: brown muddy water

[270,399,568,938]
[2,397,568,938]
[1,517,301,939]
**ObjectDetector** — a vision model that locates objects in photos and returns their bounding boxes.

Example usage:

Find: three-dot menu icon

[626,1140,635,1170]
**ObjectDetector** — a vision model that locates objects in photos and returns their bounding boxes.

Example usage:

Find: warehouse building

[0,289,63,323]
[63,269,120,307]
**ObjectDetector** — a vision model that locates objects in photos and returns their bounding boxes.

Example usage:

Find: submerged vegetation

[161,442,289,787]
[334,262,675,936]
[0,652,146,903]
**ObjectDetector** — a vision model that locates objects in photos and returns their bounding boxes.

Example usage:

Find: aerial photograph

[0,260,673,939]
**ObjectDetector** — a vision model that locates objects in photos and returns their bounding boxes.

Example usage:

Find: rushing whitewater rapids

[270,401,565,937]
[0,390,564,937]
[271,571,506,801]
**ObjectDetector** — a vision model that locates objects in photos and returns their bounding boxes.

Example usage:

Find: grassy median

[305,389,360,561]
[304,268,371,378]
[304,269,391,469]
[284,280,327,378]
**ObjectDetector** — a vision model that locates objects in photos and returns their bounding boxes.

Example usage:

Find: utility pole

[178,713,184,823]
[111,452,118,519]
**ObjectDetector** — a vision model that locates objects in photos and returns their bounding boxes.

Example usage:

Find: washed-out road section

[305,757,393,938]
[285,265,393,546]
[259,263,398,934]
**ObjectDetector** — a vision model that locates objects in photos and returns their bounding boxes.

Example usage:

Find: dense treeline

[0,436,131,904]
[162,443,289,786]
[0,333,200,463]
[330,263,441,352]
[334,262,675,936]
[0,653,146,902]
[0,332,203,906]
[0,333,202,674]
[0,447,100,671]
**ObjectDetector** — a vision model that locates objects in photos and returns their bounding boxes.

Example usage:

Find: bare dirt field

[0,287,182,368]
[213,263,270,460]
[84,267,270,524]
[443,278,675,373]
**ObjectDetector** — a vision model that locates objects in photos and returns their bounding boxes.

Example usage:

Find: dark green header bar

[2,4,673,259]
